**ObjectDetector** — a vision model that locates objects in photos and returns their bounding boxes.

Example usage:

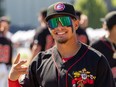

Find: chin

[57,39,67,44]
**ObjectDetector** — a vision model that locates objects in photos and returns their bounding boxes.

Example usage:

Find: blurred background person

[0,16,13,87]
[30,9,54,61]
[80,14,89,31]
[91,11,116,82]
[100,17,109,37]
[0,16,13,70]
[86,17,109,45]
[75,10,90,45]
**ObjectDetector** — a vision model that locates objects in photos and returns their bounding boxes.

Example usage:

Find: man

[75,11,90,45]
[0,16,13,69]
[8,2,115,87]
[30,9,54,59]
[92,11,116,82]
[0,16,13,87]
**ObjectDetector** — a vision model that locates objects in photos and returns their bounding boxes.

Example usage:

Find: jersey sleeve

[8,79,21,87]
[94,56,115,87]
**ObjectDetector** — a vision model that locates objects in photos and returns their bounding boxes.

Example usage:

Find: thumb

[14,53,20,64]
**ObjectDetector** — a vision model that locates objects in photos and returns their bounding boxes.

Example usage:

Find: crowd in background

[0,4,116,87]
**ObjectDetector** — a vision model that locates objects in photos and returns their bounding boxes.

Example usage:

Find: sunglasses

[47,16,72,29]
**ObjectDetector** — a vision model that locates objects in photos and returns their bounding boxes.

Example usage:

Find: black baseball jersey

[20,43,115,87]
[91,37,116,68]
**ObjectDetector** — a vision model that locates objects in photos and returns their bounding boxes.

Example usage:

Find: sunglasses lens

[48,16,72,29]
[48,18,58,29]
[59,16,72,26]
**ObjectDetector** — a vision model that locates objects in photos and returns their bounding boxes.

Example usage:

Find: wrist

[8,78,18,82]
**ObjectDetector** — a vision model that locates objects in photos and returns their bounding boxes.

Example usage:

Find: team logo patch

[72,68,96,87]
[54,3,65,11]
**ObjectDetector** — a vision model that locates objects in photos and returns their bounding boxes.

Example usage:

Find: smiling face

[50,24,73,44]
[47,15,79,44]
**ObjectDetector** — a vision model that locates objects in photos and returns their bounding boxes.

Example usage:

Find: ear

[74,19,79,30]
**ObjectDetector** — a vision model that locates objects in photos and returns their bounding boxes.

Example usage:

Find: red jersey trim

[62,56,73,62]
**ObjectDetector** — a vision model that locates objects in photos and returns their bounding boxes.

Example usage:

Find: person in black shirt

[8,2,115,87]
[30,9,54,59]
[75,11,90,45]
[0,16,13,87]
[92,11,116,82]
[0,16,13,69]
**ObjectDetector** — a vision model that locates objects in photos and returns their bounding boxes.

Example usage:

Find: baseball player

[8,2,115,87]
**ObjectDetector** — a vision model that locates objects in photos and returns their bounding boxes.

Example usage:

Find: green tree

[74,0,108,28]
[111,0,116,7]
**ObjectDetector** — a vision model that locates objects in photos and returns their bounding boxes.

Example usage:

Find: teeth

[57,32,65,35]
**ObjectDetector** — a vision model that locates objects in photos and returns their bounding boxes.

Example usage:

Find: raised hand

[8,54,28,81]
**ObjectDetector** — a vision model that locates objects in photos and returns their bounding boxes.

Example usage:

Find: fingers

[13,53,27,68]
[13,65,29,75]
[15,67,28,74]
[17,60,27,67]
[14,53,20,64]
[14,61,27,70]
[9,54,29,81]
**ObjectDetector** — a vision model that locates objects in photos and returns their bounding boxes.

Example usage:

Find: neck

[108,34,116,44]
[56,36,81,58]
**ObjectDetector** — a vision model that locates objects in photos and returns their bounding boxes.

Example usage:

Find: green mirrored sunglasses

[47,16,72,29]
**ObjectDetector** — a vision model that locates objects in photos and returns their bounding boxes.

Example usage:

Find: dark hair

[105,11,116,30]
[40,9,47,18]
[75,10,82,20]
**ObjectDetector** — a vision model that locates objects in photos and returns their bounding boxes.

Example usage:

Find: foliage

[74,0,108,28]
[111,0,116,7]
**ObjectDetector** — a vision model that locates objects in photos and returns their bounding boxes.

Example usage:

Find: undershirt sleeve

[8,79,21,87]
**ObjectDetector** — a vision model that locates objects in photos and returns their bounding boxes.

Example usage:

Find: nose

[56,22,64,30]
[58,21,65,28]
[57,21,63,26]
